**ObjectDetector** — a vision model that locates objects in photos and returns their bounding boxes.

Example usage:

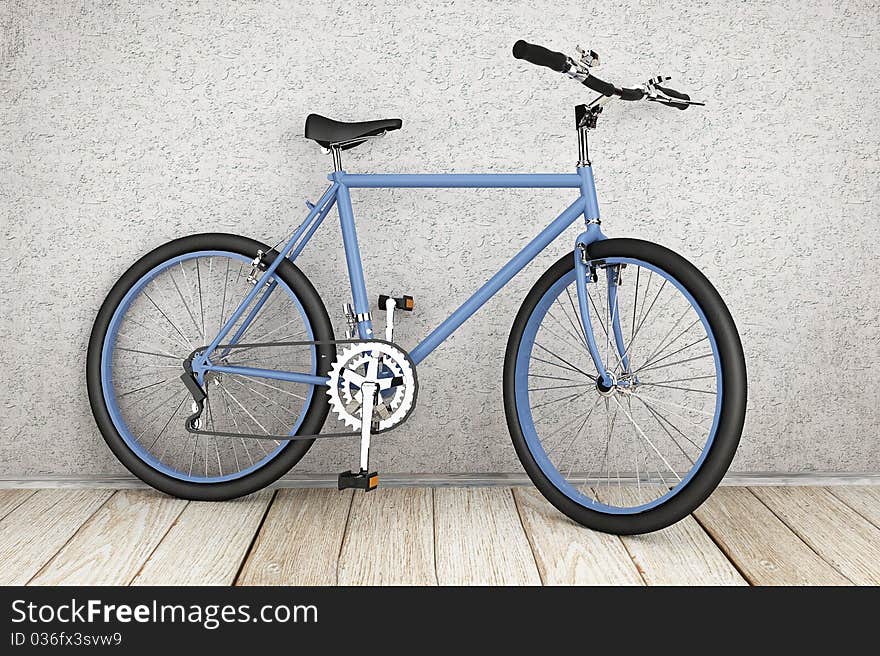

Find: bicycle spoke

[533,342,596,380]
[115,346,182,362]
[604,279,611,371]
[187,432,199,477]
[640,401,696,465]
[612,395,681,482]
[527,372,584,383]
[637,381,716,394]
[553,297,587,349]
[196,258,206,342]
[218,383,271,437]
[143,291,194,350]
[122,313,191,354]
[146,393,188,451]
[636,336,709,374]
[586,288,609,342]
[543,311,592,355]
[218,388,256,466]
[226,376,297,433]
[528,382,593,392]
[626,390,715,420]
[631,266,640,344]
[169,267,204,341]
[632,351,714,375]
[244,317,306,345]
[630,394,707,452]
[114,332,180,360]
[529,389,589,412]
[118,377,175,398]
[229,374,308,402]
[130,388,187,436]
[530,355,590,377]
[617,278,668,368]
[550,397,601,461]
[218,259,231,339]
[639,374,715,385]
[639,312,700,372]
[564,286,589,346]
[627,394,707,431]
[229,334,312,358]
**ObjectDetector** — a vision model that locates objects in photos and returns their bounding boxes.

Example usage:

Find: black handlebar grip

[656,84,690,101]
[656,84,690,110]
[512,40,570,73]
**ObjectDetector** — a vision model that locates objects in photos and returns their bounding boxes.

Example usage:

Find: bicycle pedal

[337,470,379,492]
[378,294,414,312]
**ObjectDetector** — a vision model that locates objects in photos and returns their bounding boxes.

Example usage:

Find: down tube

[409,198,586,364]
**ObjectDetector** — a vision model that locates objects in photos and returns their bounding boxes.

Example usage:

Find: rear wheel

[87,233,334,500]
[504,239,746,534]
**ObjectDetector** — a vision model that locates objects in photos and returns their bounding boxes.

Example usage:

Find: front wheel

[504,239,746,534]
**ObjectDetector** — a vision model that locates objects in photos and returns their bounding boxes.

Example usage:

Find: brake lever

[570,45,600,78]
[575,45,600,68]
[645,75,705,108]
[646,96,706,108]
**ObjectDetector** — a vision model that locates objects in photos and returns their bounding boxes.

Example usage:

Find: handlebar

[512,39,700,109]
[511,40,569,73]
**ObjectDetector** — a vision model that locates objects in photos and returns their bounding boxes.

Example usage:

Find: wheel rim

[515,256,723,513]
[101,250,316,483]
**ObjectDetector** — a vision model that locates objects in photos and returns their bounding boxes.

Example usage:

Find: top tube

[334,173,583,189]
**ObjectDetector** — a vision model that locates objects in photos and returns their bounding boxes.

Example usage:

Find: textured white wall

[1,1,879,478]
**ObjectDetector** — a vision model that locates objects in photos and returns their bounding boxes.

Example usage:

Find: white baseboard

[0,472,878,489]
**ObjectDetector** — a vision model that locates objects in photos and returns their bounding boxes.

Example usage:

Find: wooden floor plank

[132,491,273,586]
[597,486,746,585]
[826,487,880,530]
[513,488,644,585]
[338,489,436,585]
[236,488,352,586]
[0,490,114,586]
[434,488,541,585]
[693,488,849,585]
[0,489,36,521]
[29,491,187,586]
[752,486,880,585]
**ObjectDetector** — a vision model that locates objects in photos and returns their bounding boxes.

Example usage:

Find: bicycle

[87,41,747,534]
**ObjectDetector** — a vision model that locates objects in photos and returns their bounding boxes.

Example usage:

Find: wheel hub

[596,371,618,396]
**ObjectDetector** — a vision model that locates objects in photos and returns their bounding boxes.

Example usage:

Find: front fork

[573,224,630,388]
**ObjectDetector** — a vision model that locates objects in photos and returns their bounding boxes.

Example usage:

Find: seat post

[331,146,343,171]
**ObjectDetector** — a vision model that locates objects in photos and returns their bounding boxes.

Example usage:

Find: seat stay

[192,183,338,368]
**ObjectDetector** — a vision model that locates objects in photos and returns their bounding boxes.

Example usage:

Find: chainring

[327,342,416,431]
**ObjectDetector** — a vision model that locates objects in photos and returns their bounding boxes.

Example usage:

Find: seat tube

[335,180,375,338]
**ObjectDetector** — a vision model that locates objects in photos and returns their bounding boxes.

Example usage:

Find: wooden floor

[0,486,878,585]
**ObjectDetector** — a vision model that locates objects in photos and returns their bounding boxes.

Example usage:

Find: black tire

[87,233,334,500]
[504,239,747,534]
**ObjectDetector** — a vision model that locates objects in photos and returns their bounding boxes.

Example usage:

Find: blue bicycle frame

[191,166,617,388]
